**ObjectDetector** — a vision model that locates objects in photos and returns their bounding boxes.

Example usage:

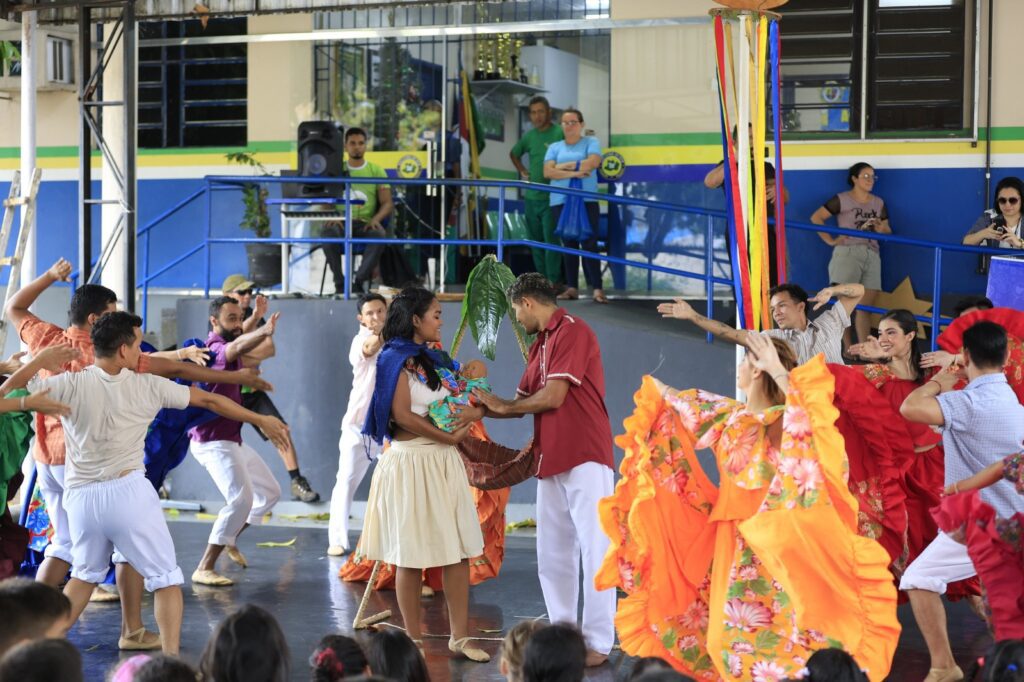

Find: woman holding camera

[811,161,892,346]
[963,176,1024,250]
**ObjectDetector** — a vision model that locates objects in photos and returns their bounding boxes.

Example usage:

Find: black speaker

[297,121,344,198]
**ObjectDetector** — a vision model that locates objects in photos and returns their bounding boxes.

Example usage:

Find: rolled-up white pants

[328,424,380,549]
[190,440,281,546]
[35,462,73,565]
[536,460,617,655]
[899,531,977,594]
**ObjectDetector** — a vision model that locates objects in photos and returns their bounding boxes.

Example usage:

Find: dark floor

[71,521,992,682]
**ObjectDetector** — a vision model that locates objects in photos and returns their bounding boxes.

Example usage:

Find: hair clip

[1008,664,1019,672]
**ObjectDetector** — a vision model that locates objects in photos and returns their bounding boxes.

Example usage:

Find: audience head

[133,655,200,682]
[738,337,797,407]
[91,311,144,367]
[508,273,559,335]
[521,623,586,682]
[0,638,82,682]
[363,629,429,682]
[208,296,245,343]
[0,578,72,657]
[382,287,440,345]
[633,671,695,682]
[69,283,118,328]
[110,654,153,682]
[310,634,368,681]
[528,96,552,128]
[992,176,1024,218]
[768,283,810,330]
[630,657,674,679]
[345,127,368,160]
[560,108,585,142]
[878,309,922,381]
[962,320,1008,374]
[795,648,868,682]
[846,162,876,191]
[982,640,1024,682]
[954,295,994,318]
[221,274,255,311]
[500,620,545,682]
[199,604,289,682]
[357,293,388,332]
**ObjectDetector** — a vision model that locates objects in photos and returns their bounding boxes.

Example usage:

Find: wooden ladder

[0,168,42,350]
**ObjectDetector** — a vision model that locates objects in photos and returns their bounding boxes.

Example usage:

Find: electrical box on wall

[520,44,578,111]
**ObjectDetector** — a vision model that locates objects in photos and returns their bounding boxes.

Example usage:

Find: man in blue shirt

[900,320,1024,682]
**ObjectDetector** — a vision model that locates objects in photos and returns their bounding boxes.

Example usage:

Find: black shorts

[241,390,286,441]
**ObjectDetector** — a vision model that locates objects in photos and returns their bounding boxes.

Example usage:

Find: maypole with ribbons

[710,0,788,333]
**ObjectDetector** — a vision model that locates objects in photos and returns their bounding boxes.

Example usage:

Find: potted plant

[225,151,280,287]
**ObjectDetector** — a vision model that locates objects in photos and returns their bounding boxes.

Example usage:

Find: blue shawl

[362,337,456,445]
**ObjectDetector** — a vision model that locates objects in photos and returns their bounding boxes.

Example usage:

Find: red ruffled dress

[933,453,1024,640]
[937,307,1024,403]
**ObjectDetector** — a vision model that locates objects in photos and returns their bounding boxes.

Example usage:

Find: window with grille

[46,36,72,84]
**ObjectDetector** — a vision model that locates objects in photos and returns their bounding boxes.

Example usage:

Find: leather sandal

[449,636,489,662]
[118,627,162,651]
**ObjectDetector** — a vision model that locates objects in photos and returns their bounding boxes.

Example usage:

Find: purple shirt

[189,332,243,444]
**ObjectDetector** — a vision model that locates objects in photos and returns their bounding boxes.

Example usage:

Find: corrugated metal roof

[12,0,450,26]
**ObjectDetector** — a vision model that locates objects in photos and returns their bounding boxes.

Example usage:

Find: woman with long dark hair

[361,287,488,662]
[199,604,289,682]
[963,176,1024,250]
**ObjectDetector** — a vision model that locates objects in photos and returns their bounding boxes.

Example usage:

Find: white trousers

[35,462,73,565]
[190,440,281,547]
[536,461,617,655]
[328,424,380,549]
[899,531,977,594]
[64,471,183,591]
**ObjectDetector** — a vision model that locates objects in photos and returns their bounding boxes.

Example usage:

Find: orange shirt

[17,313,151,466]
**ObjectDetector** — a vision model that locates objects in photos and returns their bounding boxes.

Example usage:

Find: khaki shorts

[828,244,881,289]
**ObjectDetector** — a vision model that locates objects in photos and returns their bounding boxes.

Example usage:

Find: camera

[986,209,1008,232]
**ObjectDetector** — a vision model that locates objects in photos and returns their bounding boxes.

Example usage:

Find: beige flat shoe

[449,636,489,662]
[327,545,346,557]
[924,666,964,682]
[118,627,162,651]
[421,585,435,598]
[226,546,248,568]
[191,569,234,586]
[89,586,120,603]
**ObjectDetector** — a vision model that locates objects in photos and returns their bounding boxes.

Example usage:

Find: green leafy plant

[225,152,271,238]
[451,254,533,362]
[0,42,19,76]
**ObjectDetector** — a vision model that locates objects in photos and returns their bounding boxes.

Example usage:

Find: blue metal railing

[137,174,1015,350]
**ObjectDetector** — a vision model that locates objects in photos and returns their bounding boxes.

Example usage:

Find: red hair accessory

[315,649,345,676]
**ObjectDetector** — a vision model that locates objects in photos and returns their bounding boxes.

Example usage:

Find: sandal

[592,291,609,304]
[449,636,490,662]
[118,627,162,651]
[557,287,579,301]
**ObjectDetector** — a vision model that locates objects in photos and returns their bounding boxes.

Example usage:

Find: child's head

[134,655,199,682]
[0,578,72,656]
[200,604,290,682]
[110,654,153,682]
[499,620,545,681]
[363,629,429,682]
[310,634,369,681]
[800,648,868,682]
[983,640,1024,682]
[0,638,83,682]
[521,624,587,682]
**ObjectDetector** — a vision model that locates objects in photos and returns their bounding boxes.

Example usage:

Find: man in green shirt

[511,96,564,283]
[322,127,394,293]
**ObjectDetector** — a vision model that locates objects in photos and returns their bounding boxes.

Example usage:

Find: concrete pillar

[19,11,37,288]
[100,22,127,304]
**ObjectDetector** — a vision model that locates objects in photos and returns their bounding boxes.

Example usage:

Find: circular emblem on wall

[397,155,423,179]
[599,151,626,181]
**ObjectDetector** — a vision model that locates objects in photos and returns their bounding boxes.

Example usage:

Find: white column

[19,11,37,289]
[100,22,127,303]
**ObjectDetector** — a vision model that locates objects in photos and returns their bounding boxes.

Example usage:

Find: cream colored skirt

[361,437,484,569]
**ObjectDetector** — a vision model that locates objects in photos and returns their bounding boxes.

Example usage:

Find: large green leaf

[452,255,533,362]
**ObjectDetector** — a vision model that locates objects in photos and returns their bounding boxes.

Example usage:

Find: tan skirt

[361,437,484,569]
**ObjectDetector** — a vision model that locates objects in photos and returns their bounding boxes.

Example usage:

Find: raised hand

[47,258,73,283]
[34,345,82,372]
[920,350,956,369]
[0,351,26,376]
[745,333,786,377]
[259,312,281,337]
[657,298,696,321]
[848,336,886,361]
[252,295,269,321]
[808,288,834,311]
[178,345,211,365]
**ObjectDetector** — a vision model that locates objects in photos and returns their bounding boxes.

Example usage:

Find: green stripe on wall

[609,132,722,147]
[0,140,295,159]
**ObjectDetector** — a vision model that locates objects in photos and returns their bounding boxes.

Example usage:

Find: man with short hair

[8,312,289,655]
[320,127,393,294]
[4,257,271,650]
[511,96,564,284]
[469,273,616,668]
[327,292,386,556]
[221,274,319,502]
[189,297,286,586]
[0,578,72,657]
[658,281,865,365]
[900,320,1024,682]
[953,295,993,318]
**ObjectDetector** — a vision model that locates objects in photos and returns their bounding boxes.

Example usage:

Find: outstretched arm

[900,369,959,425]
[0,345,82,394]
[6,258,72,330]
[188,386,289,450]
[145,355,273,392]
[945,460,1003,496]
[809,283,865,317]
[657,298,751,346]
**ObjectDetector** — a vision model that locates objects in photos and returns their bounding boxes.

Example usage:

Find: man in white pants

[900,320,1024,682]
[328,292,387,555]
[471,273,616,668]
[11,312,288,654]
[189,297,285,586]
